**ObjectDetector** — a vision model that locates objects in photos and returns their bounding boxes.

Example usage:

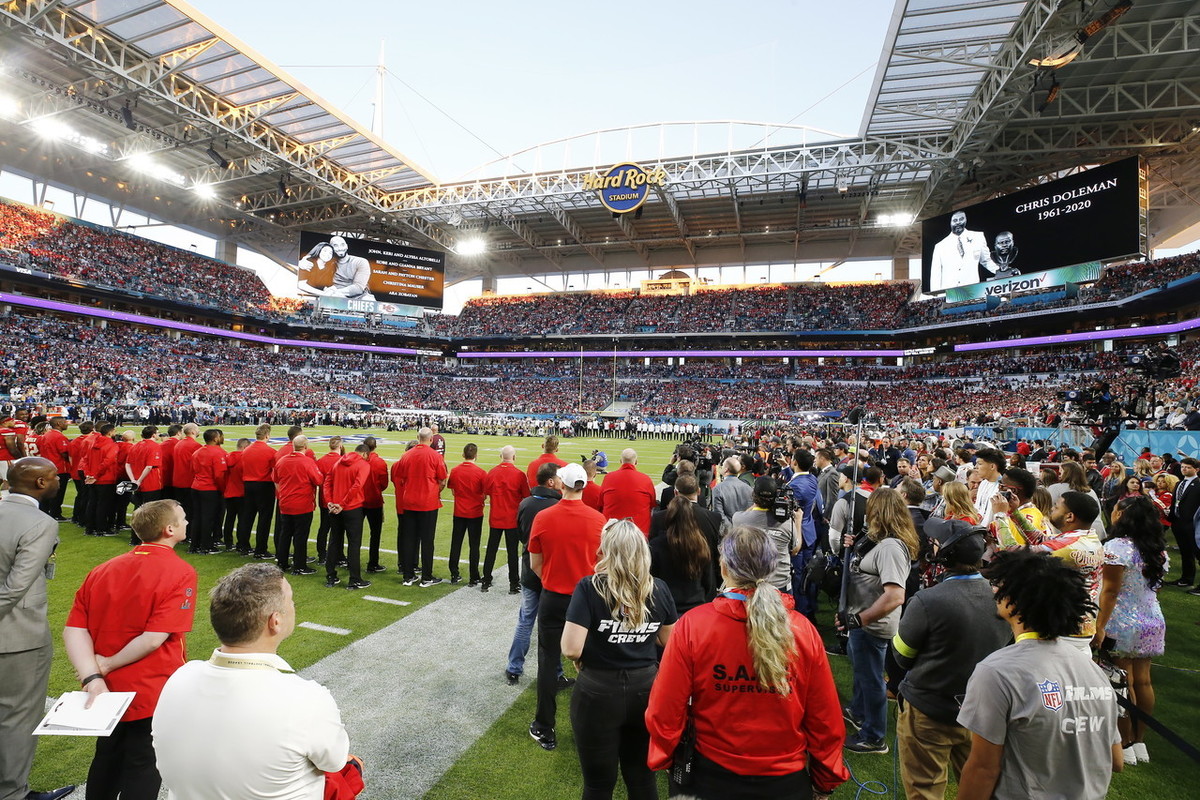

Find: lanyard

[941,573,983,582]
[1015,632,1044,643]
[721,591,749,602]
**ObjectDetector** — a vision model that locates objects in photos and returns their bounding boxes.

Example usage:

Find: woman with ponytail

[646,526,848,799]
[561,519,677,800]
[649,473,721,613]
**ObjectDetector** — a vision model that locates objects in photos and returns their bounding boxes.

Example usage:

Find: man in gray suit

[816,447,840,521]
[710,457,752,523]
[0,457,75,800]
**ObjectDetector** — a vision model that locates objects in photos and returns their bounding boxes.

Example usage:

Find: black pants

[192,489,223,552]
[1172,524,1196,584]
[483,526,520,589]
[326,508,364,583]
[278,512,313,571]
[364,506,384,569]
[449,515,483,582]
[570,665,659,800]
[670,752,811,799]
[40,473,70,517]
[240,481,276,555]
[73,477,90,523]
[134,489,162,508]
[86,717,161,800]
[89,484,116,533]
[401,509,438,581]
[174,488,194,535]
[222,496,242,548]
[534,590,572,731]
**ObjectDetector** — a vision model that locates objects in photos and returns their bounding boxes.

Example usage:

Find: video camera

[771,485,797,524]
[1127,346,1182,380]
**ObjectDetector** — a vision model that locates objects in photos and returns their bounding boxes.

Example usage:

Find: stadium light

[125,152,186,187]
[878,213,914,227]
[31,117,71,140]
[456,237,487,256]
[0,93,18,119]
[192,183,217,200]
[205,145,230,169]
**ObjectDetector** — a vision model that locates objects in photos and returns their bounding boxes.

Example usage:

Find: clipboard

[34,691,135,737]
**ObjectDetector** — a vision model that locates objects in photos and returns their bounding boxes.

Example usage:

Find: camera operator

[786,449,822,618]
[731,476,801,595]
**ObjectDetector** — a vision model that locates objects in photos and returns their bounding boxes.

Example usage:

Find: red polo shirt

[526,453,569,489]
[239,440,276,482]
[527,498,604,594]
[172,437,201,490]
[273,451,324,514]
[582,480,602,512]
[447,461,487,518]
[191,444,228,492]
[39,428,71,474]
[273,441,317,465]
[323,452,370,511]
[392,444,448,512]
[485,462,530,529]
[363,453,389,510]
[127,439,164,492]
[600,463,658,535]
[65,543,197,721]
[223,450,245,499]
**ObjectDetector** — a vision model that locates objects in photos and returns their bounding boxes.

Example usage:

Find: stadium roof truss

[1,0,1199,286]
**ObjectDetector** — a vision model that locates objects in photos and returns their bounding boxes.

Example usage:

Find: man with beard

[991,231,1020,278]
[930,210,997,292]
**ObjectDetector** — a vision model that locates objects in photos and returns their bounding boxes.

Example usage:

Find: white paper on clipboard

[34,691,135,736]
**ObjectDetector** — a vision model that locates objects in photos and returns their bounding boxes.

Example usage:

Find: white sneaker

[1132,742,1149,763]
[1122,746,1137,766]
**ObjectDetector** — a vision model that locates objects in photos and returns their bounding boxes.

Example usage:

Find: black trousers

[278,512,313,571]
[87,716,161,800]
[174,488,194,534]
[222,496,242,548]
[192,489,223,552]
[133,489,162,508]
[326,507,364,583]
[317,506,344,561]
[364,506,384,569]
[670,752,811,799]
[401,509,438,580]
[570,665,659,800]
[89,484,117,533]
[534,590,572,731]
[72,476,90,523]
[39,473,70,517]
[483,526,520,589]
[1172,523,1196,584]
[449,515,483,582]
[240,481,276,554]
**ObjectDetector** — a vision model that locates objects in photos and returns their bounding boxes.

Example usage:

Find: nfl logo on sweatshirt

[1038,679,1064,711]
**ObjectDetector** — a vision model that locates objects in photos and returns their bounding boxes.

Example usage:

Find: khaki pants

[898,701,972,800]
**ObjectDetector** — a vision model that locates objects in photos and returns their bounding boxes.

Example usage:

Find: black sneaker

[292,567,317,576]
[324,577,341,588]
[509,586,520,595]
[450,575,463,584]
[467,579,480,588]
[254,552,274,560]
[480,582,491,593]
[366,564,387,573]
[337,559,349,568]
[402,576,420,587]
[529,723,556,751]
[419,577,443,588]
[506,671,520,686]
[842,706,862,732]
[348,579,372,590]
[556,675,576,692]
[845,737,889,754]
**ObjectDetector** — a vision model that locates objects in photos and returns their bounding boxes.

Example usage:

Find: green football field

[26,426,1200,799]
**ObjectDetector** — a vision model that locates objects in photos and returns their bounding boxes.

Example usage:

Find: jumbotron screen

[297,231,445,311]
[920,157,1144,295]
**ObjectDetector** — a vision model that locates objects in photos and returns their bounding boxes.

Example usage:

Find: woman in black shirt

[649,473,717,613]
[562,518,678,800]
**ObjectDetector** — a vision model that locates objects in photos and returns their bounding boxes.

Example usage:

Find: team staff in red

[38,416,72,519]
[393,428,449,587]
[81,422,120,537]
[599,449,657,535]
[646,526,849,799]
[361,437,389,574]
[526,463,604,751]
[526,436,568,489]
[190,429,228,554]
[171,424,202,528]
[482,446,530,594]
[323,447,371,590]
[273,436,324,575]
[446,443,487,586]
[158,424,183,501]
[317,437,344,565]
[221,438,249,552]
[126,426,164,506]
[581,460,603,512]
[63,499,197,800]
[238,425,277,558]
[67,421,95,526]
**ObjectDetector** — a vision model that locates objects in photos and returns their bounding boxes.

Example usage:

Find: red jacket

[190,444,228,492]
[323,452,370,511]
[362,453,389,509]
[645,593,849,792]
[127,439,163,492]
[392,444,448,513]
[240,440,276,482]
[273,451,324,514]
[69,432,95,477]
[116,440,132,475]
[83,435,119,485]
[447,461,487,518]
[317,450,341,508]
[40,428,71,474]
[599,463,657,534]
[526,453,568,489]
[172,437,202,490]
[273,441,317,465]
[160,437,178,487]
[582,480,602,512]
[223,450,245,499]
[485,462,530,529]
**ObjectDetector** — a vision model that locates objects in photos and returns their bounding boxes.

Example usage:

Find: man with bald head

[599,448,657,535]
[273,436,324,576]
[0,458,74,800]
[483,445,530,593]
[393,428,448,587]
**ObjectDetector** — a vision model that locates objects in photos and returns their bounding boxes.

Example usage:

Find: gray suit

[711,476,752,523]
[0,494,59,800]
[817,465,840,521]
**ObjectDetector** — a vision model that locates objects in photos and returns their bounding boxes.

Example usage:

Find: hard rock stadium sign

[583,162,669,214]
